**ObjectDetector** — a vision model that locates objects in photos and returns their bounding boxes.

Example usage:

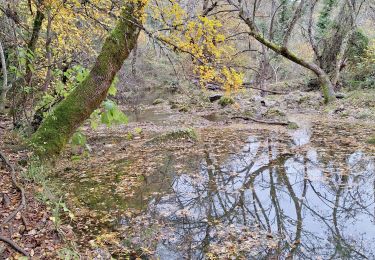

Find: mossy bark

[318,1,353,78]
[31,3,141,158]
[0,40,9,112]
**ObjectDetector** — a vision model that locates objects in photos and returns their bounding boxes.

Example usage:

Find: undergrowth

[23,159,80,259]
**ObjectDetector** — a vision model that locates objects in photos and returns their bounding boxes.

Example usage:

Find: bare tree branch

[282,0,306,47]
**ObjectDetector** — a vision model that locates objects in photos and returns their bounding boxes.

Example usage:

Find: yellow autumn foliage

[16,0,243,94]
[150,0,243,93]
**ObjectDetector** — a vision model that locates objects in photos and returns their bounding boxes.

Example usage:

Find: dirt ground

[0,115,71,259]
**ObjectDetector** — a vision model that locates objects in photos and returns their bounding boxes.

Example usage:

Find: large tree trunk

[0,39,10,112]
[315,0,364,90]
[31,3,142,158]
[317,1,354,79]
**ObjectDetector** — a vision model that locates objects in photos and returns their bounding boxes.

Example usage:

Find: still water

[60,114,375,259]
[119,123,375,259]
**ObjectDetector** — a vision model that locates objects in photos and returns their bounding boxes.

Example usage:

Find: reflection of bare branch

[142,130,375,259]
[278,164,303,259]
[252,184,271,231]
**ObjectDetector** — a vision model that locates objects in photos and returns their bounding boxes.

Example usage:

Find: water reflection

[124,108,173,123]
[124,132,375,259]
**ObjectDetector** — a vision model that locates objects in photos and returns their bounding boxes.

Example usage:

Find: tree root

[0,235,29,256]
[232,116,290,126]
[0,151,28,256]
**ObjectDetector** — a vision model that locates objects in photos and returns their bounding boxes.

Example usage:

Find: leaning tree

[224,0,365,103]
[31,1,144,157]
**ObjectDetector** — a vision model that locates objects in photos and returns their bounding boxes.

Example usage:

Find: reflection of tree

[300,150,374,259]
[138,135,375,259]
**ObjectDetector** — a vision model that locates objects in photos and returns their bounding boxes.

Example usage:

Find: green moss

[367,137,375,145]
[265,108,286,117]
[178,105,189,112]
[243,110,254,117]
[146,128,199,145]
[340,111,350,118]
[298,95,310,104]
[126,132,133,140]
[30,4,141,159]
[287,122,299,130]
[322,83,331,104]
[30,88,87,158]
[346,90,375,107]
[152,98,164,105]
[218,96,234,107]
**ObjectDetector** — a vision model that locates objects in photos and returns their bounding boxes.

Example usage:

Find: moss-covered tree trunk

[31,3,142,158]
[231,0,336,103]
[244,22,336,103]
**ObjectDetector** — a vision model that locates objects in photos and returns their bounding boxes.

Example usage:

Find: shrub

[345,39,375,89]
[218,96,234,107]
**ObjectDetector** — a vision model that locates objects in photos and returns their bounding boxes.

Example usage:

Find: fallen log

[231,116,290,126]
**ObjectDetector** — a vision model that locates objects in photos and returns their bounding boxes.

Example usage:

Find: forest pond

[60,116,375,259]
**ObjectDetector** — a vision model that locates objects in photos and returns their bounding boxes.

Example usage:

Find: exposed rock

[207,84,222,91]
[335,93,346,99]
[334,105,345,114]
[209,94,222,102]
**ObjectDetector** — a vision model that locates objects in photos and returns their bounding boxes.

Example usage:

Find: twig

[0,235,29,256]
[231,116,289,126]
[0,151,26,228]
[0,151,28,256]
[242,83,287,94]
[21,215,28,230]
